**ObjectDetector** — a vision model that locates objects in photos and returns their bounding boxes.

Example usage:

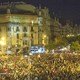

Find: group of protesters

[5,45,29,55]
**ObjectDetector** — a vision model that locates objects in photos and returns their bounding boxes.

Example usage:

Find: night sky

[0,0,80,25]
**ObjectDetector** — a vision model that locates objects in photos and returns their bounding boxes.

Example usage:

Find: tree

[70,41,80,51]
[54,36,68,47]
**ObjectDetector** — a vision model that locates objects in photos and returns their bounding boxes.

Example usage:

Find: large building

[0,2,51,51]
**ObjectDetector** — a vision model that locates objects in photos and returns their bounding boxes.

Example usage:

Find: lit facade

[0,2,51,50]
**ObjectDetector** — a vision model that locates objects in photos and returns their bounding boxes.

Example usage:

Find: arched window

[31,27,34,32]
[23,40,27,45]
[23,33,27,37]
[16,27,20,32]
[17,33,19,39]
[31,33,33,39]
[23,27,27,32]
[8,27,11,31]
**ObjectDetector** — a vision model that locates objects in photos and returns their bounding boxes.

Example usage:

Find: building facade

[0,2,51,50]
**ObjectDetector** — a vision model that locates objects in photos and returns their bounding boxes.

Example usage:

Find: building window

[16,27,20,32]
[23,27,27,32]
[17,33,19,39]
[31,34,33,39]
[23,33,27,37]
[31,27,34,32]
[23,40,27,45]
[31,34,33,45]
[8,27,11,31]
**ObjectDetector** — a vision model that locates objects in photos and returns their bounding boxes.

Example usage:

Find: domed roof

[15,4,36,13]
[0,2,37,14]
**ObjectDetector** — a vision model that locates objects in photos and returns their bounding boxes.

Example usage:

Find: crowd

[4,45,29,56]
[0,53,80,80]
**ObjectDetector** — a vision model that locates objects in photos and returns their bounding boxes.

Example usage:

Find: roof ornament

[39,4,41,10]
[39,4,42,16]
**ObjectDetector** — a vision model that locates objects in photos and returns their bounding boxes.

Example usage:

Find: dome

[0,2,37,15]
[15,4,36,13]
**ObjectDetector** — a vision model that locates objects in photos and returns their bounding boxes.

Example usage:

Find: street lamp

[42,34,47,45]
[31,20,34,26]
[43,34,47,38]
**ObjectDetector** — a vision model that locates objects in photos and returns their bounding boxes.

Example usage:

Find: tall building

[0,2,51,50]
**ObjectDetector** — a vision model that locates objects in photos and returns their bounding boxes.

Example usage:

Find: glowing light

[42,34,47,45]
[0,37,6,46]
[66,34,74,37]
[43,35,46,38]
[1,37,5,41]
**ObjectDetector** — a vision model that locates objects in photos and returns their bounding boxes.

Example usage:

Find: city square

[0,1,80,80]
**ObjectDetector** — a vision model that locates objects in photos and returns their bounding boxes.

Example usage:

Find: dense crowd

[0,53,80,80]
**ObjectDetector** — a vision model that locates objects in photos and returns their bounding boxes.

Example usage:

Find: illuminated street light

[42,34,47,45]
[31,20,34,26]
[43,34,47,38]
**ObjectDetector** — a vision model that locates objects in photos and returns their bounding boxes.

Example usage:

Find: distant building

[0,2,51,50]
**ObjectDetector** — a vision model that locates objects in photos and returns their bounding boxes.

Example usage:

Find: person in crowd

[51,49,54,54]
[15,45,20,55]
[46,49,49,54]
[6,46,12,55]
[22,45,29,56]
